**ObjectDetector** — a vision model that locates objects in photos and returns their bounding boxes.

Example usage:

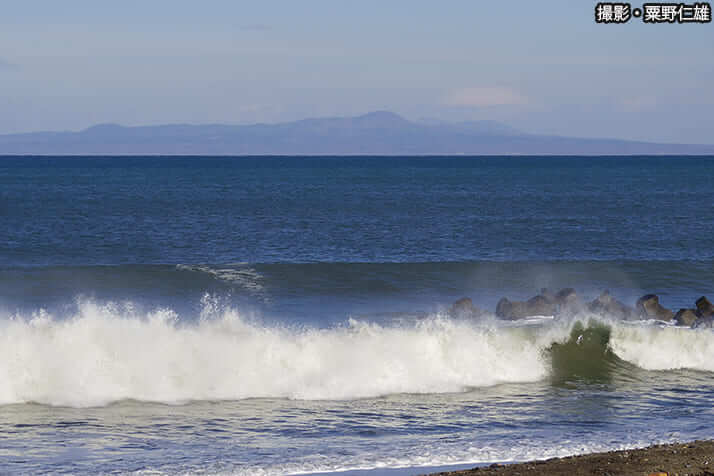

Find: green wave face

[548,320,623,385]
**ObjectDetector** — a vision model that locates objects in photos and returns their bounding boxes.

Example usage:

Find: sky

[1,0,712,143]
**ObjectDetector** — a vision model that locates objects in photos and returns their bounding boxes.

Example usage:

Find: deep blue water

[2,156,713,265]
[1,156,713,475]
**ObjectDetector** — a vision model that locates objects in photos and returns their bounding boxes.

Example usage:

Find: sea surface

[1,155,713,475]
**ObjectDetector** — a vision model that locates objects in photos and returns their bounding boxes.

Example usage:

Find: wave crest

[1,300,713,408]
[0,301,552,407]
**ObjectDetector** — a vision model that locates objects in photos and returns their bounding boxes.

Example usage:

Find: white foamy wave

[0,301,553,407]
[610,323,714,372]
[3,302,713,408]
[262,437,679,476]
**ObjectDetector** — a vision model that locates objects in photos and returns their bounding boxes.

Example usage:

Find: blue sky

[1,0,712,142]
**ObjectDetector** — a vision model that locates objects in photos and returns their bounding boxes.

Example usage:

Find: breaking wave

[1,299,713,407]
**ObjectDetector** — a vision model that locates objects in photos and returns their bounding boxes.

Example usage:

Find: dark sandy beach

[429,441,714,476]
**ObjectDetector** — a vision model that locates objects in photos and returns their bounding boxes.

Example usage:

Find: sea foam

[610,323,714,372]
[1,300,712,407]
[0,300,552,407]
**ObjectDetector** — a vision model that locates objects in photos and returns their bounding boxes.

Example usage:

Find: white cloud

[444,86,527,107]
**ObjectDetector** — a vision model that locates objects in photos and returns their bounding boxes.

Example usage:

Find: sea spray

[609,322,714,372]
[0,300,552,407]
[1,300,713,408]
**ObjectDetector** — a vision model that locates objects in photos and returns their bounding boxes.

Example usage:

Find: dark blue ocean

[1,156,713,475]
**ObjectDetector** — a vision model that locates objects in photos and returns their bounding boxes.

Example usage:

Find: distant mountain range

[1,111,712,155]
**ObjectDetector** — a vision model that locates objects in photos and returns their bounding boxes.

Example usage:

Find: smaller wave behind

[176,263,266,297]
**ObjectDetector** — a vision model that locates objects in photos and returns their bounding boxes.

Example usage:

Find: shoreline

[428,440,714,476]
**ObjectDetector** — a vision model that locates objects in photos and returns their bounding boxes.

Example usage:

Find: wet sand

[429,440,714,476]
